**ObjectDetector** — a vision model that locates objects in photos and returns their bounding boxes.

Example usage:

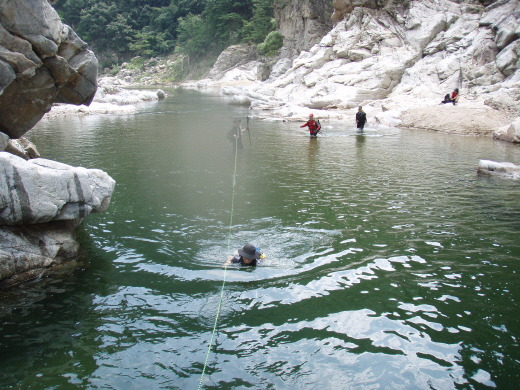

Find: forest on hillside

[53,0,279,64]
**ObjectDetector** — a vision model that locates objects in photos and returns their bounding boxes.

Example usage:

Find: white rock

[478,160,520,180]
[494,117,520,143]
[0,153,115,225]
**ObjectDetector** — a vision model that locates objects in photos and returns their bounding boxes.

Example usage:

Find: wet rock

[0,221,80,288]
[478,160,520,179]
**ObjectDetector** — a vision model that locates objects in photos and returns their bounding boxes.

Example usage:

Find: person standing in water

[227,118,248,150]
[356,106,367,131]
[300,114,321,137]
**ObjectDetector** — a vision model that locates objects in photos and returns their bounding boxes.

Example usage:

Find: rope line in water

[198,134,240,389]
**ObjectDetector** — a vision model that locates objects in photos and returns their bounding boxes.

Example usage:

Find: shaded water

[2,89,520,389]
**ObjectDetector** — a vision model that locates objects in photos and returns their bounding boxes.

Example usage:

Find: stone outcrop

[0,1,115,287]
[0,153,115,287]
[0,154,115,226]
[0,0,98,139]
[208,44,260,80]
[275,0,334,58]
[494,118,520,143]
[0,221,81,289]
[478,160,520,179]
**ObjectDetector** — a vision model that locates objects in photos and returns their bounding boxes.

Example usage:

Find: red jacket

[301,120,321,132]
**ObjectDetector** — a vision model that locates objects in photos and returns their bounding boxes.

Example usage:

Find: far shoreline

[44,77,517,141]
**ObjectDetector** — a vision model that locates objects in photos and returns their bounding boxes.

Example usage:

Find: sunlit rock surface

[0,154,115,226]
[0,0,98,139]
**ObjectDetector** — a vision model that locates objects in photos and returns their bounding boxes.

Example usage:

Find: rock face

[0,1,115,287]
[0,221,81,289]
[254,0,520,110]
[0,0,98,139]
[0,153,115,287]
[275,0,334,57]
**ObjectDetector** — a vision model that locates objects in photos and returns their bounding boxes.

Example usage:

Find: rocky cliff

[0,0,97,138]
[0,0,115,287]
[189,0,520,141]
[275,0,334,58]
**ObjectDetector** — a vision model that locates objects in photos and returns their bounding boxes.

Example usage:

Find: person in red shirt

[300,113,321,137]
[441,88,460,105]
[450,88,459,104]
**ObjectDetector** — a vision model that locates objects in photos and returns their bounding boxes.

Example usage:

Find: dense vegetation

[53,0,278,65]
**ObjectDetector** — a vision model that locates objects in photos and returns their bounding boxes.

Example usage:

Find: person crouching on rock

[441,88,459,105]
[227,243,264,266]
[300,113,321,137]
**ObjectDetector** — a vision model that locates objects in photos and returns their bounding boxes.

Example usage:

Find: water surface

[1,89,520,389]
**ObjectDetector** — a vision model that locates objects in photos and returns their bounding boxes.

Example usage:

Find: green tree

[77,2,121,51]
[176,14,208,58]
[55,0,88,27]
[130,27,174,56]
[202,0,253,50]
[258,30,283,56]
[242,0,275,44]
[53,0,276,62]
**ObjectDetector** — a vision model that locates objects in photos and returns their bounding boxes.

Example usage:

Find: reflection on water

[1,88,520,389]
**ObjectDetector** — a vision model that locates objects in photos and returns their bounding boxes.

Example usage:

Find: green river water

[1,88,520,389]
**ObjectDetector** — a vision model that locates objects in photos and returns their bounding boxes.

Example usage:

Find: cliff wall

[274,0,334,57]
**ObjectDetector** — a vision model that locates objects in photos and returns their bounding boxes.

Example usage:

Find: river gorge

[1,89,519,388]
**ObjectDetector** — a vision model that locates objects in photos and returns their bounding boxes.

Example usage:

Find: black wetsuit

[230,256,257,266]
[356,111,367,130]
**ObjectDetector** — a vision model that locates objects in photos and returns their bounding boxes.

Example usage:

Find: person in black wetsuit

[356,106,367,131]
[227,118,247,150]
[227,244,264,266]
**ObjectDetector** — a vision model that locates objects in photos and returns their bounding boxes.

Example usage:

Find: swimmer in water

[227,244,264,266]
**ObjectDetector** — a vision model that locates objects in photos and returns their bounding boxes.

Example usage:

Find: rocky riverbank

[177,0,520,142]
[84,1,520,142]
[43,77,167,118]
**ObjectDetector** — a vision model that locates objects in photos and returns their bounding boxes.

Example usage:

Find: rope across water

[198,134,240,389]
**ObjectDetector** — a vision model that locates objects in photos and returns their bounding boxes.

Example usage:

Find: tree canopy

[53,0,276,63]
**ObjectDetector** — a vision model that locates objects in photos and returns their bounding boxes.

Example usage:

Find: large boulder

[0,153,115,226]
[0,0,98,139]
[494,118,520,143]
[0,152,116,286]
[0,221,80,288]
[208,44,259,80]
